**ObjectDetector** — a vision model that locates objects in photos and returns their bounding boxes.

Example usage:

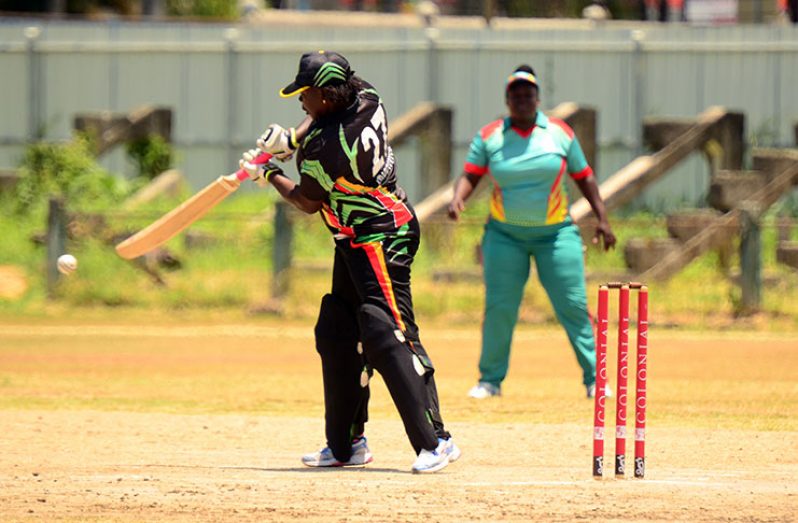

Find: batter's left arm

[268,173,323,214]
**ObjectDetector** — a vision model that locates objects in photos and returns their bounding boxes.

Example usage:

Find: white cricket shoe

[467,382,501,399]
[586,383,614,399]
[301,437,373,467]
[411,438,461,474]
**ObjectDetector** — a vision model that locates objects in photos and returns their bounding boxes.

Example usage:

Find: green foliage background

[126,135,175,181]
[2,186,798,330]
[0,0,239,18]
[11,136,130,215]
[165,0,239,18]
[2,132,797,328]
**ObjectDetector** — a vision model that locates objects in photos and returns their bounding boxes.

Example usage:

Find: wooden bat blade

[115,173,242,259]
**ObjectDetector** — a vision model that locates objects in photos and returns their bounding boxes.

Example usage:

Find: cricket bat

[115,152,272,259]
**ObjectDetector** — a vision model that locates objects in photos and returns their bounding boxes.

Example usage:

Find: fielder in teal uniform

[448,65,616,399]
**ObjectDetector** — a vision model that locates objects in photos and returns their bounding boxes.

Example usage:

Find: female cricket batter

[447,65,616,400]
[239,51,460,474]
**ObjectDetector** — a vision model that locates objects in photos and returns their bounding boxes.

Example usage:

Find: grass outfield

[3,193,798,330]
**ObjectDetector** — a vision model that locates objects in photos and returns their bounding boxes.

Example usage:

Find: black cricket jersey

[296,82,413,241]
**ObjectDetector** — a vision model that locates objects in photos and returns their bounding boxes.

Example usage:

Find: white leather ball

[57,254,78,275]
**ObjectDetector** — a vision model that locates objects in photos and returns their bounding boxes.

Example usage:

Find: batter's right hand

[240,148,282,188]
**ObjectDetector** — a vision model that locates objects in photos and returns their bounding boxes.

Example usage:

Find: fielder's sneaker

[411,438,461,474]
[586,383,614,399]
[301,436,373,467]
[467,382,501,399]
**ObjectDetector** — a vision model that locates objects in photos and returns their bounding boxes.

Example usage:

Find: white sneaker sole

[412,442,461,473]
[587,385,614,399]
[302,453,373,468]
[411,456,451,474]
[467,387,500,399]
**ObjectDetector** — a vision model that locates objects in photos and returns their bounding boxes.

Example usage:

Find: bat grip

[234,151,274,182]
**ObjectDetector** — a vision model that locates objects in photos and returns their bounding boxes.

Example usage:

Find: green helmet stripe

[314,63,347,86]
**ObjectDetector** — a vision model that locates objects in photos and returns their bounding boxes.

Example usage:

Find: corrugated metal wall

[1,17,796,209]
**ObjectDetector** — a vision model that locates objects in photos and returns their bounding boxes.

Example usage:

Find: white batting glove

[239,148,282,188]
[256,124,298,161]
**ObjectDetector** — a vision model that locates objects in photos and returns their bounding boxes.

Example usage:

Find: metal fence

[1,16,797,209]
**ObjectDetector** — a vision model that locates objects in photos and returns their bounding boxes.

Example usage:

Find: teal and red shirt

[464,111,592,227]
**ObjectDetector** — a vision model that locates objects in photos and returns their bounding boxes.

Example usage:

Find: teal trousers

[479,218,596,388]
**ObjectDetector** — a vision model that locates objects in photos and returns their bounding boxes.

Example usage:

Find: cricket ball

[57,254,78,275]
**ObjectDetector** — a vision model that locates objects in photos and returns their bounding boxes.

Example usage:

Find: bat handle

[234,151,274,182]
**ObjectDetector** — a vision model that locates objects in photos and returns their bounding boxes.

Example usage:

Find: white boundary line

[463,478,739,488]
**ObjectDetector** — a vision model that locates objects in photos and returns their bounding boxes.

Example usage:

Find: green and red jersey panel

[296,82,412,240]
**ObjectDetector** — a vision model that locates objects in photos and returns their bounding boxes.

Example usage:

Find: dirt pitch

[1,321,797,522]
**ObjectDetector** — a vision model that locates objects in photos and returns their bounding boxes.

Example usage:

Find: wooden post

[0,169,20,193]
[483,0,496,24]
[716,112,744,170]
[551,104,597,174]
[777,216,791,243]
[417,108,453,252]
[46,197,67,298]
[73,106,173,157]
[272,201,293,300]
[738,201,761,314]
[418,108,452,199]
[702,112,744,175]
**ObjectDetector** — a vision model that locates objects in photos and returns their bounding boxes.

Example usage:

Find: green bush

[12,136,129,215]
[126,134,174,180]
[165,0,239,18]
